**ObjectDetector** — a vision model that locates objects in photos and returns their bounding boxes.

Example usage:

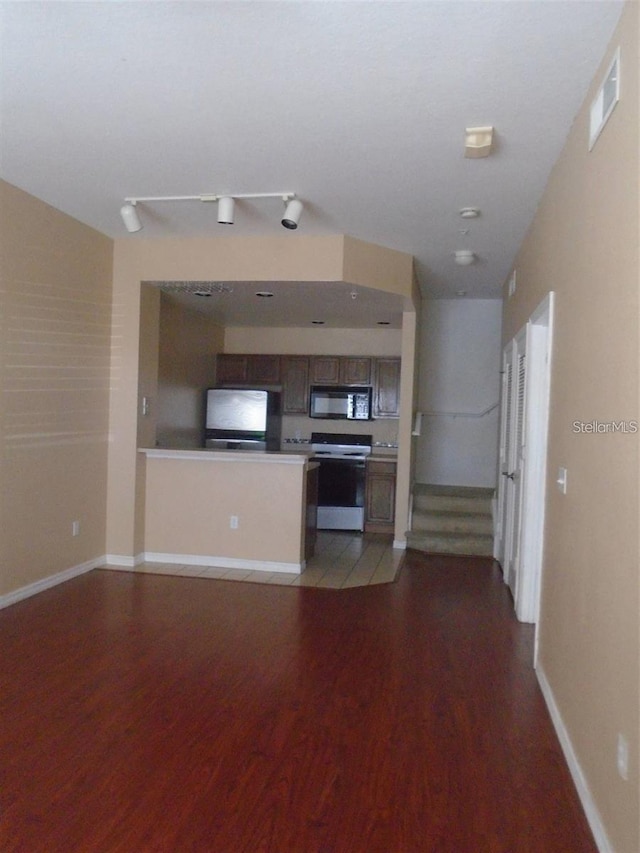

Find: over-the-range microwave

[309,385,372,420]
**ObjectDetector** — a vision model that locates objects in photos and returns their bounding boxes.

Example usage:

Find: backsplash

[281,414,398,448]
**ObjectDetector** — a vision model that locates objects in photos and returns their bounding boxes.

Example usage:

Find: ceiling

[0,1,623,323]
[151,280,406,328]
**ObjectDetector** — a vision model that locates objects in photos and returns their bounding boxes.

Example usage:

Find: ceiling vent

[589,48,620,151]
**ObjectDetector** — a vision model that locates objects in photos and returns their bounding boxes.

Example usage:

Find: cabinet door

[310,356,341,385]
[248,355,280,384]
[281,356,310,414]
[340,357,372,385]
[216,354,249,384]
[374,358,401,417]
[365,460,397,530]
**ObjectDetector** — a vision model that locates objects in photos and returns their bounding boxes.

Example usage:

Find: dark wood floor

[0,552,596,853]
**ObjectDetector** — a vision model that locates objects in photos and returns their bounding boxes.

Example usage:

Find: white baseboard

[143,552,302,574]
[0,557,104,610]
[392,538,407,550]
[103,553,145,568]
[536,663,612,852]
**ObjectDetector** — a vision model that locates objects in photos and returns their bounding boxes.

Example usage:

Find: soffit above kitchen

[0,1,624,299]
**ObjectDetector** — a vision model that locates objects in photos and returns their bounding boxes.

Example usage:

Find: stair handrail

[417,401,499,419]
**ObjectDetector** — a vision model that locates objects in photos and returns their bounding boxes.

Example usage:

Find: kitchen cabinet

[216,354,280,385]
[365,458,396,533]
[310,356,340,384]
[248,354,280,384]
[373,358,401,418]
[216,354,248,384]
[310,356,372,386]
[341,357,372,385]
[281,356,310,414]
[216,353,400,419]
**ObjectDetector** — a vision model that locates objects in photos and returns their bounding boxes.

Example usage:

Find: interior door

[499,331,527,596]
[496,294,554,630]
[495,347,513,566]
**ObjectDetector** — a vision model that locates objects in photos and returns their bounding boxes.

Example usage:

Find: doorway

[495,293,554,636]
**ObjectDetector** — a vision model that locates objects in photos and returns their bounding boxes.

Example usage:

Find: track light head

[217,196,234,225]
[120,202,142,233]
[282,198,303,230]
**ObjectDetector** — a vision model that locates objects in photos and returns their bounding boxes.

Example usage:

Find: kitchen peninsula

[139,447,318,573]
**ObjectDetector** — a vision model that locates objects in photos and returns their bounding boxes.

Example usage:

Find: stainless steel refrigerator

[204,388,282,451]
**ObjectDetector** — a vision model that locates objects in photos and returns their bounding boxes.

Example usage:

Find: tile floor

[101,531,403,590]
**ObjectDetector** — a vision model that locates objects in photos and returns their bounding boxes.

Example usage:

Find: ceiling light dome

[454,249,476,266]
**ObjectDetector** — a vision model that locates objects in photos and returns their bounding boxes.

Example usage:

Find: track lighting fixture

[217,196,234,225]
[281,198,304,230]
[120,202,142,233]
[119,191,301,233]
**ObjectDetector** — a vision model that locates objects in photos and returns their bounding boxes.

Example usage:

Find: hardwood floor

[0,552,596,852]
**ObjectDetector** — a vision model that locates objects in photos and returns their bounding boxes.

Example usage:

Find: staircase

[407,484,495,557]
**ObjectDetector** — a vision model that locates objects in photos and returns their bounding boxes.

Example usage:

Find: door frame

[496,293,554,638]
[518,293,554,639]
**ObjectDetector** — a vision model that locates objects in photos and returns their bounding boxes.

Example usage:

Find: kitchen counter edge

[139,447,316,466]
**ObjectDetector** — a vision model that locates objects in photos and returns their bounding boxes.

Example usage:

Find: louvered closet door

[502,332,527,596]
[495,349,513,565]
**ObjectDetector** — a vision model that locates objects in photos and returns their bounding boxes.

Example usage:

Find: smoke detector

[464,126,494,158]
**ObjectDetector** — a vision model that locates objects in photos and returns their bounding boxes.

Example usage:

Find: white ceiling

[0,1,623,322]
[151,280,407,328]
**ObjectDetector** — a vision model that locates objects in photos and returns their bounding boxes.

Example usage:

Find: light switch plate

[557,466,568,494]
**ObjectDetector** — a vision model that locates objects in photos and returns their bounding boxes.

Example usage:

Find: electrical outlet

[617,733,629,781]
[230,515,239,530]
[72,520,80,537]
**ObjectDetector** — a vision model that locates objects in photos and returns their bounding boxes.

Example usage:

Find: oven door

[315,458,366,531]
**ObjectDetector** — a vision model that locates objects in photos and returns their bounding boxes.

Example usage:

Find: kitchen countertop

[140,447,315,465]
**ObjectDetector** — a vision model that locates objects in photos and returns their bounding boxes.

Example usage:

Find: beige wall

[343,235,415,299]
[157,293,224,448]
[106,235,417,561]
[144,454,306,566]
[0,180,113,596]
[502,4,639,850]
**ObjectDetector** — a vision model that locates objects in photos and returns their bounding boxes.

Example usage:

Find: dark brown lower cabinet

[365,458,396,533]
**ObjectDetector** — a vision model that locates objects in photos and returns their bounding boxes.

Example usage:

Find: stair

[407,484,495,557]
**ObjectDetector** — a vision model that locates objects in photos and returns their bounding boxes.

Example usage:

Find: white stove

[311,433,372,531]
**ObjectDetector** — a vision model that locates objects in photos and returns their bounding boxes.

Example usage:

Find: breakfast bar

[139,448,318,574]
